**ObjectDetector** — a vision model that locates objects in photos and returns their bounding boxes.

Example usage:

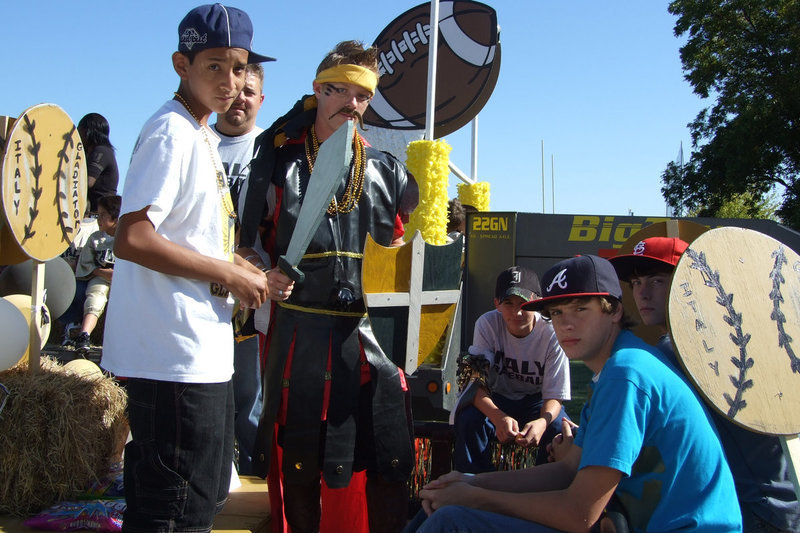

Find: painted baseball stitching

[768,246,800,374]
[21,114,42,244]
[686,248,753,418]
[55,126,78,244]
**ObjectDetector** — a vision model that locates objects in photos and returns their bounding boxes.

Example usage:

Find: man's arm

[433,466,620,532]
[426,438,581,495]
[421,446,621,532]
[114,207,268,309]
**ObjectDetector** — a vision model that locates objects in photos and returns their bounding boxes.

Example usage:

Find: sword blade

[278,120,355,283]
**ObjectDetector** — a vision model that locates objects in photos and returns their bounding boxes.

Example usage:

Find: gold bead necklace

[304,124,366,215]
[173,92,237,221]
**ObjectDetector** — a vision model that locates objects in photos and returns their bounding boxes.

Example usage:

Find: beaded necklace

[304,124,366,215]
[173,92,237,221]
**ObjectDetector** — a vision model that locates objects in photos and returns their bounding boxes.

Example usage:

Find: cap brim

[521,292,616,312]
[248,51,276,63]
[498,288,534,303]
[609,255,674,281]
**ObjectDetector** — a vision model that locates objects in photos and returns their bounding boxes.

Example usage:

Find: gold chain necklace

[305,124,366,215]
[173,92,237,221]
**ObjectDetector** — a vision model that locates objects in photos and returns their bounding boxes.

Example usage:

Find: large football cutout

[364,0,501,138]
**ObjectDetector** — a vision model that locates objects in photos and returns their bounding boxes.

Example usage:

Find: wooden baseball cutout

[668,227,800,436]
[616,219,708,345]
[1,104,86,261]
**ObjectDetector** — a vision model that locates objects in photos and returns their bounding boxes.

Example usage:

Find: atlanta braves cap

[179,4,275,64]
[609,237,689,281]
[495,266,541,303]
[522,255,622,312]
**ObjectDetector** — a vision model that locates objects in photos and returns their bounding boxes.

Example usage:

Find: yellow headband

[314,64,378,94]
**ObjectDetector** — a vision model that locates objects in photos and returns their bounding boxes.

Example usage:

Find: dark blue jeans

[404,506,562,533]
[232,335,262,475]
[122,379,234,533]
[59,278,88,325]
[453,392,569,472]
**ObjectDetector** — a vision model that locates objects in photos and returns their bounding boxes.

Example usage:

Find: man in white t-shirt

[453,266,571,470]
[213,62,267,476]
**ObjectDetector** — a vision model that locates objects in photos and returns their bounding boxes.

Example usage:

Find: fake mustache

[329,107,366,130]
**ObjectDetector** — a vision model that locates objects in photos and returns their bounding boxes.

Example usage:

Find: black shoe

[75,332,91,352]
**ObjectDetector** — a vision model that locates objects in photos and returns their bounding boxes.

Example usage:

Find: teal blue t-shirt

[574,330,741,532]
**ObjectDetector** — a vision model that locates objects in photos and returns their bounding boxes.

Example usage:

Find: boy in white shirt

[101,5,272,531]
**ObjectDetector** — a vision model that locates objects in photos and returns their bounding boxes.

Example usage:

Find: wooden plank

[28,261,45,374]
[405,233,425,372]
[365,289,459,308]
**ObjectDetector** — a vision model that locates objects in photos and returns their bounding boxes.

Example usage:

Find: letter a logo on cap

[546,268,568,293]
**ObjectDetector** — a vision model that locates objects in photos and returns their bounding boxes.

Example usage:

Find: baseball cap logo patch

[633,240,646,256]
[546,268,569,293]
[180,28,208,50]
[511,270,521,284]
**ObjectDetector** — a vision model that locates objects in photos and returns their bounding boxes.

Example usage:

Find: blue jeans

[453,393,569,472]
[122,379,234,533]
[404,506,561,533]
[232,335,262,475]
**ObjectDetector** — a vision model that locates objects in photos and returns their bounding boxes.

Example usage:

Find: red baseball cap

[609,237,689,281]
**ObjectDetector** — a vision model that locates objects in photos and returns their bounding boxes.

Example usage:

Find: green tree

[684,189,780,219]
[662,0,800,229]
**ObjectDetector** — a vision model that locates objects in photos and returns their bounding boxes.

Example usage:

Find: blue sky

[2,1,704,217]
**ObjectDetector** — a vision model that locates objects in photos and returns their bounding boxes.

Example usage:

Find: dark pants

[59,278,88,325]
[453,392,569,472]
[403,506,562,533]
[232,335,262,475]
[122,379,234,533]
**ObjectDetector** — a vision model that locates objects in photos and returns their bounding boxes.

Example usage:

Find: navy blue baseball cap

[179,4,275,64]
[522,255,623,312]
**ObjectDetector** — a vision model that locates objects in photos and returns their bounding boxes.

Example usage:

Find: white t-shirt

[469,310,571,401]
[103,100,235,383]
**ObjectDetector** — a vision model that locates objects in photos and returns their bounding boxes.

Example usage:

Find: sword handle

[278,255,305,284]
